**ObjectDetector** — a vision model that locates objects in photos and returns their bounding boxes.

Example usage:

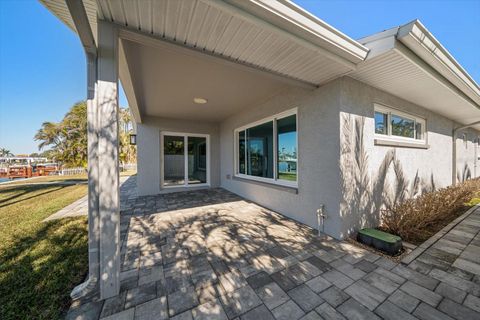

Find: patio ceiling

[119,32,292,122]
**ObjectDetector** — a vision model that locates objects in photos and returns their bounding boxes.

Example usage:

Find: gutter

[397,20,480,106]
[207,0,366,69]
[452,121,480,185]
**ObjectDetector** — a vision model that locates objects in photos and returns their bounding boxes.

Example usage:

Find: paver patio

[67,177,480,320]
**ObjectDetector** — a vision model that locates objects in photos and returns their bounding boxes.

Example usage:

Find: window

[375,111,388,135]
[374,104,426,143]
[235,109,297,186]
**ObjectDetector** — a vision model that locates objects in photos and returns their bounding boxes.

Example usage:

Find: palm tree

[34,101,136,167]
[0,148,13,157]
[34,122,61,151]
[119,108,136,164]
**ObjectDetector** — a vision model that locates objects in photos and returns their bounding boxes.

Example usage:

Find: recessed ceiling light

[193,97,208,104]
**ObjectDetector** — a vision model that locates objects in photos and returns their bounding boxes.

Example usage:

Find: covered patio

[67,176,480,320]
[41,0,370,302]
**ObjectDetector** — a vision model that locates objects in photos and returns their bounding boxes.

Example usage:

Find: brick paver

[66,178,480,319]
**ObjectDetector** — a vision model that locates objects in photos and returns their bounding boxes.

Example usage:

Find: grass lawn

[278,172,297,181]
[2,174,87,185]
[0,180,88,320]
[2,169,135,186]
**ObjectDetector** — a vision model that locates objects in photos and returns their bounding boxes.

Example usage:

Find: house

[40,0,480,300]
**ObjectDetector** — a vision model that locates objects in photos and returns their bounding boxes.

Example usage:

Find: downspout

[452,120,480,185]
[64,0,99,300]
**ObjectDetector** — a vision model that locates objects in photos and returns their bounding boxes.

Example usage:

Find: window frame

[374,103,426,144]
[234,108,298,188]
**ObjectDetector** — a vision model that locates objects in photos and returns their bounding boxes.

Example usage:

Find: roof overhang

[40,1,480,129]
[352,20,480,128]
[39,0,368,86]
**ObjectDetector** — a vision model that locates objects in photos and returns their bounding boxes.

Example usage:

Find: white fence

[59,168,86,176]
[121,163,137,171]
[58,163,137,176]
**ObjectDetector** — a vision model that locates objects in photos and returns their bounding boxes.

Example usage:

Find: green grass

[466,191,480,206]
[0,181,88,320]
[278,172,297,181]
[2,174,87,185]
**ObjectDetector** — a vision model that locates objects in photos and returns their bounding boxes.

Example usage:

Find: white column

[70,52,101,301]
[87,51,100,286]
[97,20,120,299]
[137,124,161,195]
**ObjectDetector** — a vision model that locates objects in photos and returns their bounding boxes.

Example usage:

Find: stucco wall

[136,76,479,240]
[137,116,220,195]
[338,76,480,237]
[219,79,345,238]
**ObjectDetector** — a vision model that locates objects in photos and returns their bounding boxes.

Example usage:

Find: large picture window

[374,104,426,143]
[235,109,297,187]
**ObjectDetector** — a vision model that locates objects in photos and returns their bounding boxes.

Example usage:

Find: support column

[97,21,120,299]
[87,52,100,289]
[70,52,101,300]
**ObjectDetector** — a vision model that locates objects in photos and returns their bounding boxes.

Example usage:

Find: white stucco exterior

[135,76,480,240]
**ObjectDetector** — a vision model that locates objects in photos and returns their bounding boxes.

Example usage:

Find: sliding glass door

[162,133,209,188]
[163,135,185,186]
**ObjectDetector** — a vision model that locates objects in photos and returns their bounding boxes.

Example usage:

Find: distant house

[41,0,480,300]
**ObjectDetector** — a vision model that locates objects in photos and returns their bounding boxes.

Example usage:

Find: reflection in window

[246,121,273,178]
[277,115,297,181]
[188,137,207,184]
[391,114,415,138]
[415,122,423,140]
[236,111,297,185]
[164,136,184,186]
[374,104,426,142]
[238,131,246,174]
[375,112,388,135]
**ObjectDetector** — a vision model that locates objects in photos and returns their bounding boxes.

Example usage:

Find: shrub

[381,178,480,244]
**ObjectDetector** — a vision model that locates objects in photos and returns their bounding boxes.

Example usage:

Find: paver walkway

[403,205,480,278]
[67,178,480,320]
[44,176,131,221]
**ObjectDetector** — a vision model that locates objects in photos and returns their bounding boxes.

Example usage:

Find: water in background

[0,178,9,183]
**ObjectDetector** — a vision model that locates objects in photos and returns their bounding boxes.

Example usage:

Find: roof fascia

[393,41,480,110]
[255,0,369,61]
[214,0,366,68]
[397,20,480,105]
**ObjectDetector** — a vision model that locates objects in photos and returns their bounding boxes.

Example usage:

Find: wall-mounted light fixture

[129,134,137,145]
[193,97,208,104]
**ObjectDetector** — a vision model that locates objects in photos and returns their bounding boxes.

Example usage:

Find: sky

[0,0,479,155]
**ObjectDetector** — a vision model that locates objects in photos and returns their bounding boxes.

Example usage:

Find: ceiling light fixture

[193,97,208,104]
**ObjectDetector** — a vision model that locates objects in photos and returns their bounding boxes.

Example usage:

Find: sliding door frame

[160,131,210,189]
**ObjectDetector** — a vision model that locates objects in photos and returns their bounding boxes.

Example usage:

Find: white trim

[160,131,211,189]
[207,0,367,67]
[397,20,480,105]
[374,103,427,145]
[233,108,298,188]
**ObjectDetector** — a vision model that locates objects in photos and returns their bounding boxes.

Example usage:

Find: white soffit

[353,20,480,127]
[39,0,369,86]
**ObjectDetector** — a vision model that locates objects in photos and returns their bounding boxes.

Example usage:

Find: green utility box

[357,228,402,255]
